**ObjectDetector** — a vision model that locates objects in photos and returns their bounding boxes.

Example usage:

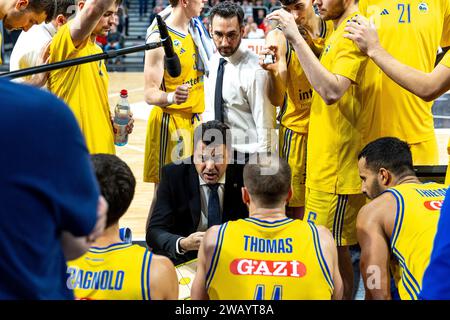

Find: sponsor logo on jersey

[424,200,444,211]
[380,9,390,15]
[419,2,429,13]
[180,48,186,54]
[230,259,307,278]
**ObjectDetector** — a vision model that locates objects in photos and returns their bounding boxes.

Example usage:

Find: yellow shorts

[143,108,200,183]
[305,188,365,246]
[279,125,307,207]
[409,138,439,165]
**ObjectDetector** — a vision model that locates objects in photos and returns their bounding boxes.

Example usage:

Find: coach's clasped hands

[180,231,205,252]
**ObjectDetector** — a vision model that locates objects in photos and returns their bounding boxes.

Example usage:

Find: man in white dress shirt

[9,0,75,86]
[203,1,275,164]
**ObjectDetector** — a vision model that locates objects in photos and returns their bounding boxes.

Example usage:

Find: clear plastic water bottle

[114,89,130,146]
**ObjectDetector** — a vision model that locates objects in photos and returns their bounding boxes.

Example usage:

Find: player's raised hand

[344,16,380,56]
[266,9,300,44]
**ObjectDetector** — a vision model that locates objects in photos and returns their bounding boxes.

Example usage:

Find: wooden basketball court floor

[108,72,450,241]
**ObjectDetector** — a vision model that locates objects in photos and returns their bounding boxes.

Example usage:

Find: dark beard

[369,180,385,200]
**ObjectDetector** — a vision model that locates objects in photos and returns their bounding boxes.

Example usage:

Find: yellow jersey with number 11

[207,218,334,300]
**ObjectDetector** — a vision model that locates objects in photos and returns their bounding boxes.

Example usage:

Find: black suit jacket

[146,159,248,265]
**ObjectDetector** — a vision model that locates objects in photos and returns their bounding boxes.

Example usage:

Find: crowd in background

[201,0,282,38]
[0,0,280,65]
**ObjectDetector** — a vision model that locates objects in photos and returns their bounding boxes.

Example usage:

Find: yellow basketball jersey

[279,20,334,134]
[307,12,369,194]
[149,26,205,114]
[67,243,153,300]
[387,182,447,300]
[358,0,450,144]
[439,52,450,157]
[207,218,334,300]
[48,22,115,155]
[441,51,450,67]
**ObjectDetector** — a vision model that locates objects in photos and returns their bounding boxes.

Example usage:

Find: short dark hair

[279,0,300,6]
[193,120,231,149]
[243,156,291,208]
[169,0,180,7]
[27,0,58,22]
[54,0,76,19]
[209,1,245,26]
[358,137,415,177]
[91,154,136,228]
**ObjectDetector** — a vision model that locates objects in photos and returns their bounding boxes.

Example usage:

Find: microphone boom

[0,42,162,79]
[156,15,182,78]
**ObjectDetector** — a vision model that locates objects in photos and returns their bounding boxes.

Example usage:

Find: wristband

[176,237,186,255]
[167,92,175,105]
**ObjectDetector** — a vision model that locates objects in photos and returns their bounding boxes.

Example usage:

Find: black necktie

[207,184,221,228]
[214,58,227,123]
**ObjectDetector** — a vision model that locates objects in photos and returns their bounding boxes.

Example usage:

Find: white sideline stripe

[436,128,450,134]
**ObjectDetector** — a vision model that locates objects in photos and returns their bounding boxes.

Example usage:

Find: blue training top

[0,78,99,299]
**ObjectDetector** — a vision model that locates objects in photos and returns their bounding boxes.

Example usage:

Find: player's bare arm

[316,225,343,300]
[357,195,395,300]
[259,29,288,107]
[144,31,171,107]
[144,32,190,108]
[344,15,450,102]
[191,225,220,300]
[150,254,179,300]
[267,9,351,105]
[70,0,117,48]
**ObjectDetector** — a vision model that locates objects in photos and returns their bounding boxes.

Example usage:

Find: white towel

[146,5,215,75]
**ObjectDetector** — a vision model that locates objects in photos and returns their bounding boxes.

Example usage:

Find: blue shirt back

[0,79,99,299]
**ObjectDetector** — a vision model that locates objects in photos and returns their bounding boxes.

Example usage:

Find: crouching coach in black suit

[146,120,249,265]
